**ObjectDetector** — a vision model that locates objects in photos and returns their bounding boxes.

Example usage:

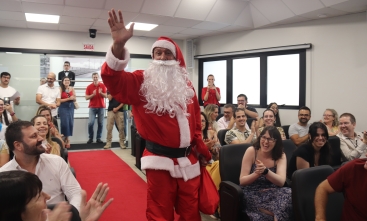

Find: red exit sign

[83,43,94,51]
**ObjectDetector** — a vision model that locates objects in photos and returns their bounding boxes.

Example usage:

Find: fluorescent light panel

[6,52,22,54]
[25,13,59,24]
[126,22,157,31]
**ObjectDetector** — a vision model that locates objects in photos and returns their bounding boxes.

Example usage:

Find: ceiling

[0,0,366,40]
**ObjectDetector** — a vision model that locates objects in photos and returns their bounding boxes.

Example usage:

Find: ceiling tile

[63,6,102,18]
[0,0,22,12]
[59,16,95,26]
[98,10,138,21]
[169,33,193,40]
[299,7,349,19]
[133,13,170,24]
[320,0,348,7]
[152,25,187,33]
[191,21,229,31]
[251,0,295,22]
[144,31,173,38]
[21,0,64,4]
[274,15,312,25]
[179,28,214,35]
[249,4,270,27]
[65,0,105,9]
[22,2,65,14]
[0,11,26,20]
[104,0,145,12]
[0,19,27,28]
[282,0,326,15]
[175,0,217,20]
[218,25,251,32]
[162,17,201,28]
[141,0,181,17]
[59,24,90,32]
[93,19,108,27]
[206,0,249,24]
[27,22,59,30]
[234,5,254,27]
[329,0,367,12]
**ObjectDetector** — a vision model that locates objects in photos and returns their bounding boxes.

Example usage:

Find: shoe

[87,139,93,144]
[96,139,103,144]
[103,143,111,149]
[119,141,126,149]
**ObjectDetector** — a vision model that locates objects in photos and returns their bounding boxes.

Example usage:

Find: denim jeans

[88,108,104,140]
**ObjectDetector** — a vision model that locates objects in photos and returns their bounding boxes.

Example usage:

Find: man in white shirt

[36,72,61,117]
[0,121,82,211]
[337,113,367,161]
[217,104,236,131]
[289,106,311,146]
[0,72,20,105]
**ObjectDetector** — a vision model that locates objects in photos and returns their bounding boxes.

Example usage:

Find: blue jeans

[88,108,104,140]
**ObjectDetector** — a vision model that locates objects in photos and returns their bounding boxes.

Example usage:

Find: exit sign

[83,43,94,51]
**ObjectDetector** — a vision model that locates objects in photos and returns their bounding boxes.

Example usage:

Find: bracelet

[10,112,15,116]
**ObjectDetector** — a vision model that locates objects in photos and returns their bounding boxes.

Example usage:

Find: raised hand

[108,9,134,59]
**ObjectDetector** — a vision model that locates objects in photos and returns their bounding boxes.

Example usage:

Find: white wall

[195,12,367,131]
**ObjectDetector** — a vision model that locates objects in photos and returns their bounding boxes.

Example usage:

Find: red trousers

[146,169,201,221]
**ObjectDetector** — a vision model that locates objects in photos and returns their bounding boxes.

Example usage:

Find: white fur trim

[176,109,190,147]
[105,45,130,71]
[151,40,176,58]
[141,156,200,181]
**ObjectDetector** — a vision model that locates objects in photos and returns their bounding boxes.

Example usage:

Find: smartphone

[3,97,10,105]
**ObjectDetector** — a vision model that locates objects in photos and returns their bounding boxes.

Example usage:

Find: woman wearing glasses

[321,108,339,136]
[257,109,286,140]
[240,126,292,221]
[59,76,76,148]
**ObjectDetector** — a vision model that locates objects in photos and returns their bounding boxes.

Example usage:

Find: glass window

[203,60,227,104]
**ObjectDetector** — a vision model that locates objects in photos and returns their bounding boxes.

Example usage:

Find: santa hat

[151,36,186,68]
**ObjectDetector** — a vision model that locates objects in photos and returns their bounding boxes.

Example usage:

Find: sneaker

[103,143,111,149]
[96,139,103,144]
[87,139,93,144]
[119,141,126,149]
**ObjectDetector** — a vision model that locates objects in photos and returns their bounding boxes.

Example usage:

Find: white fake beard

[140,60,194,118]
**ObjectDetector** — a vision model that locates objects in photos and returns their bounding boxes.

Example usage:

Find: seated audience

[321,108,339,136]
[240,126,292,220]
[31,115,61,156]
[204,104,219,132]
[257,109,286,140]
[337,113,367,161]
[0,170,113,221]
[258,102,281,127]
[315,154,367,221]
[0,140,9,167]
[287,122,336,179]
[225,108,257,145]
[236,94,258,118]
[217,104,236,131]
[201,112,220,161]
[0,121,82,211]
[289,106,312,146]
[0,98,18,125]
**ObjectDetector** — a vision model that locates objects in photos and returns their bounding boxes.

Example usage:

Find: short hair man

[36,72,61,118]
[0,121,82,211]
[236,94,258,118]
[85,73,107,144]
[217,104,236,131]
[58,61,76,86]
[315,154,367,220]
[224,108,257,145]
[101,10,212,220]
[0,72,20,106]
[337,113,367,161]
[289,106,311,146]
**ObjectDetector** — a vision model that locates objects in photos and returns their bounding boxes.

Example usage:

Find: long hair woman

[204,104,219,132]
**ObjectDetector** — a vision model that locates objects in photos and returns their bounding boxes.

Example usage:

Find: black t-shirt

[107,98,124,112]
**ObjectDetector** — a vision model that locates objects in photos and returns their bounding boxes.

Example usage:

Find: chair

[216,113,224,121]
[283,139,297,167]
[217,129,229,146]
[292,165,344,221]
[328,136,343,168]
[47,204,81,221]
[281,125,290,139]
[219,143,253,221]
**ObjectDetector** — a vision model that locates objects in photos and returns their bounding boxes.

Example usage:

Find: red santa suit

[101,37,211,221]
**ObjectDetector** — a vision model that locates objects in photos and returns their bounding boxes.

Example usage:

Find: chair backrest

[216,113,224,121]
[328,136,343,166]
[282,139,297,167]
[217,129,229,146]
[292,165,344,221]
[281,125,290,139]
[219,143,253,185]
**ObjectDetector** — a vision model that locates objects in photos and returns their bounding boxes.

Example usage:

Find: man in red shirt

[315,153,367,220]
[85,72,107,144]
[101,9,212,221]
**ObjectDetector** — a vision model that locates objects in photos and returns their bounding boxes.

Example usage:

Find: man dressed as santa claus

[101,9,212,221]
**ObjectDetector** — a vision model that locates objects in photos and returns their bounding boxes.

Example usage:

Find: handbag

[73,101,79,109]
[198,166,219,215]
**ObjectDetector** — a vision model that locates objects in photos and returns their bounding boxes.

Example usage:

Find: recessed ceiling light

[126,22,158,31]
[25,13,60,23]
[6,52,22,54]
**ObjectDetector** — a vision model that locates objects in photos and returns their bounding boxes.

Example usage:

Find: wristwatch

[262,168,269,175]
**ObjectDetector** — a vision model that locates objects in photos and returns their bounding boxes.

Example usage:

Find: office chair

[217,129,229,146]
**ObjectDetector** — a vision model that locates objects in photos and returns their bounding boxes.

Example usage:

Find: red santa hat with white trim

[151,36,186,68]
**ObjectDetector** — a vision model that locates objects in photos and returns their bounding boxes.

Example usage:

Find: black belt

[145,140,192,158]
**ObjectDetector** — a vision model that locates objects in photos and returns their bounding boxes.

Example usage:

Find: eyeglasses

[46,78,54,80]
[1,76,10,79]
[260,136,276,144]
[299,114,310,117]
[223,111,231,114]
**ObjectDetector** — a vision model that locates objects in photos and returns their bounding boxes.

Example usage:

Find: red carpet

[69,150,148,221]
